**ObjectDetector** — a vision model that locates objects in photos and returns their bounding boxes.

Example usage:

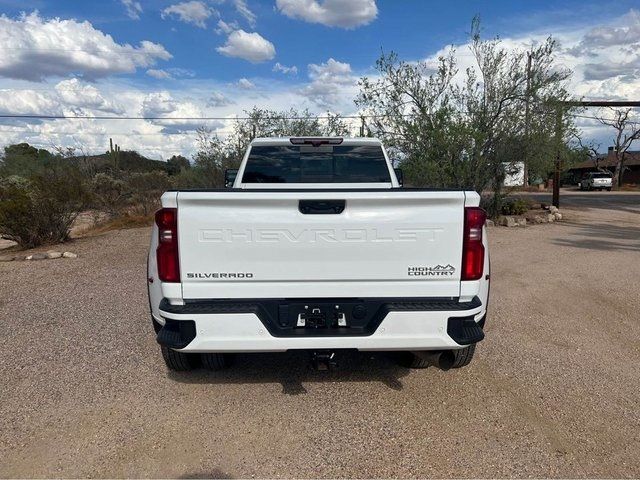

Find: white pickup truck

[148,137,489,371]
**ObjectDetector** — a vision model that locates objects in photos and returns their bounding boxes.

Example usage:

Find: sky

[0,0,639,159]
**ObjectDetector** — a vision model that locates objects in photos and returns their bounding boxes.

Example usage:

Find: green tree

[0,143,56,178]
[165,155,191,175]
[356,17,576,215]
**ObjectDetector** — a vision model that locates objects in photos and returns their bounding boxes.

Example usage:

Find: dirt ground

[0,204,639,478]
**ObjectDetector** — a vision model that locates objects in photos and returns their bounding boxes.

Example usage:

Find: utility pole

[359,116,366,137]
[524,51,532,187]
[553,105,562,208]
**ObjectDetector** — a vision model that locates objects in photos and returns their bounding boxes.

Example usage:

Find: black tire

[201,352,228,370]
[152,317,162,334]
[451,344,476,369]
[161,345,196,371]
[606,187,612,191]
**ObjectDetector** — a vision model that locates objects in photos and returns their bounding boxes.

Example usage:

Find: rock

[516,217,527,227]
[553,212,563,221]
[27,253,48,261]
[46,251,62,259]
[533,214,548,224]
[549,205,559,214]
[547,213,555,223]
[499,216,518,227]
[485,219,495,227]
[62,251,78,258]
[0,255,15,262]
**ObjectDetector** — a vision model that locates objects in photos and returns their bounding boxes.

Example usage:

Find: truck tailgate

[177,190,465,299]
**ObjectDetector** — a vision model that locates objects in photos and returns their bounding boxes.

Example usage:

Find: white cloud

[0,89,61,116]
[3,9,640,159]
[146,67,195,79]
[216,19,238,35]
[54,79,123,114]
[121,0,143,20]
[233,0,257,27]
[161,1,215,28]
[276,0,377,28]
[273,62,298,75]
[236,78,255,89]
[217,30,275,62]
[302,58,356,108]
[141,91,211,133]
[146,69,172,79]
[207,91,235,107]
[573,9,640,52]
[561,10,640,84]
[0,12,171,81]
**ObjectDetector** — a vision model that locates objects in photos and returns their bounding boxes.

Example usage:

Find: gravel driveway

[1,206,639,478]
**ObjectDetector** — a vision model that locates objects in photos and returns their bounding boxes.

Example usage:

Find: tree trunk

[612,153,624,190]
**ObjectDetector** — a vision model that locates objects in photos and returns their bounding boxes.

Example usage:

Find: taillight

[462,207,486,281]
[155,208,180,282]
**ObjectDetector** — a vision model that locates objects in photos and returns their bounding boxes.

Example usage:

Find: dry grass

[83,213,154,236]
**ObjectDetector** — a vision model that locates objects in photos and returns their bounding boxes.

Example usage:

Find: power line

[0,111,636,123]
[0,129,223,136]
[0,113,404,121]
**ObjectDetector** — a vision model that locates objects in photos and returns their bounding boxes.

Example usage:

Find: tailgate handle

[299,200,345,215]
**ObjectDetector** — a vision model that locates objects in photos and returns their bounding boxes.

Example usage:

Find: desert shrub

[91,173,129,217]
[127,171,172,215]
[0,169,90,248]
[501,198,529,215]
[480,192,508,220]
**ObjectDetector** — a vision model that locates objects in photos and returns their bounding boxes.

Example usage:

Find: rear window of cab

[242,145,391,183]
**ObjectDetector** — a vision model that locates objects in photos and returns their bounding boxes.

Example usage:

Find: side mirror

[394,167,404,187]
[224,169,238,188]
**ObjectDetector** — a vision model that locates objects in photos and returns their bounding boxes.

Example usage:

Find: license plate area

[295,305,347,328]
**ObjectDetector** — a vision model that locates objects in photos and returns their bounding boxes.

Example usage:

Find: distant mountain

[1,143,171,178]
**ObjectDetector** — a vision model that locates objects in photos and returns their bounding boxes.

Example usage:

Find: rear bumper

[157,297,486,352]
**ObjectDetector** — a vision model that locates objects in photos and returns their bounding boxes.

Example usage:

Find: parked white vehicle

[148,137,490,371]
[579,172,613,191]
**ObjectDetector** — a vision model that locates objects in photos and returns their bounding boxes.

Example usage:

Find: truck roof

[250,137,383,147]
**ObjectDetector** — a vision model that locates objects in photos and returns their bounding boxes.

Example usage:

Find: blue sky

[0,0,638,158]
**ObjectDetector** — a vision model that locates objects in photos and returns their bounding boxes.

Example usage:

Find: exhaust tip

[437,351,455,371]
[412,350,456,370]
